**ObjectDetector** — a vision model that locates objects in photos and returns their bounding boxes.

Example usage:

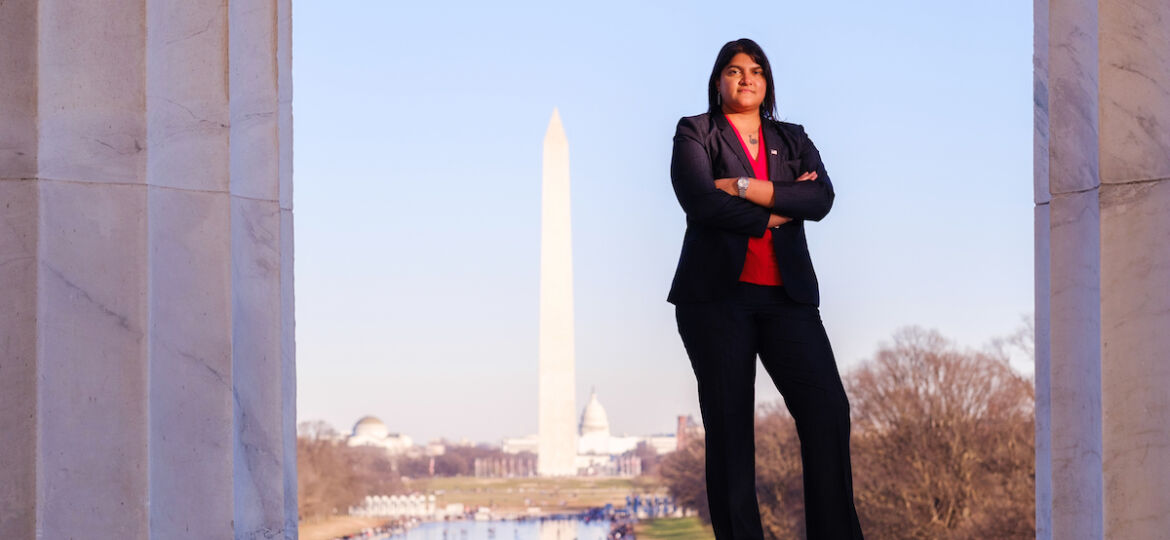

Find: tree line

[296,423,533,520]
[660,325,1035,539]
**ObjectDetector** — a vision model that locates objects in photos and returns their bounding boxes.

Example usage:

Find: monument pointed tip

[544,107,567,145]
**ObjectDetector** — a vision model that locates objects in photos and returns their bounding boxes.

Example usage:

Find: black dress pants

[675,283,863,540]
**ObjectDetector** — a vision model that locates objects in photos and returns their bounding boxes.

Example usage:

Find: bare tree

[296,421,406,520]
[845,326,1034,539]
[298,419,339,441]
[754,403,805,540]
[735,325,1036,539]
[632,440,664,476]
[659,438,710,522]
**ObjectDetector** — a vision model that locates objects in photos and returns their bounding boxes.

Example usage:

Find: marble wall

[1036,0,1170,538]
[0,0,295,538]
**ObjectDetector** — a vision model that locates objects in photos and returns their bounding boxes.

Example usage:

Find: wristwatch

[736,177,750,198]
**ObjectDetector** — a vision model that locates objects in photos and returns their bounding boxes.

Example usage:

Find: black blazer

[667,112,834,306]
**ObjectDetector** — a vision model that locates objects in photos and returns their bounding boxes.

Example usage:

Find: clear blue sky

[294,0,1034,444]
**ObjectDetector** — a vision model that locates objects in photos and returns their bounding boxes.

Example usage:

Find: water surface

[386,519,610,540]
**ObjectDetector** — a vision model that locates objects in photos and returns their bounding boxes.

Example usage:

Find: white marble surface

[228,0,280,202]
[279,99,294,211]
[232,196,287,539]
[38,0,146,184]
[1097,3,1170,537]
[1040,2,1107,538]
[1047,189,1104,540]
[149,187,234,539]
[38,179,150,539]
[1099,0,1170,184]
[2,1,295,537]
[0,179,38,540]
[1033,204,1053,540]
[0,0,37,178]
[278,0,294,213]
[1033,5,1052,538]
[279,3,296,532]
[1047,0,1099,195]
[1100,178,1170,539]
[1033,0,1051,205]
[226,2,292,534]
[281,208,298,539]
[146,0,230,192]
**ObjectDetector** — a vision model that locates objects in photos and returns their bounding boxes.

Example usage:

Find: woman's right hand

[768,214,792,228]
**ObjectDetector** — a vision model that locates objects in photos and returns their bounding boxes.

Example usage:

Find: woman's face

[718,52,766,113]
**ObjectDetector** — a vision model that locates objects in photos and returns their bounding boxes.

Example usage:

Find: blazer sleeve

[670,117,770,237]
[770,124,835,222]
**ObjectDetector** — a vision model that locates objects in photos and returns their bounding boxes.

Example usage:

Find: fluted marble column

[1032,1,1053,537]
[0,1,42,538]
[0,0,295,538]
[1038,0,1104,538]
[1037,0,1170,538]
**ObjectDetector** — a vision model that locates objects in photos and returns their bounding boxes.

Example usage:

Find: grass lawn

[300,476,672,539]
[634,516,715,540]
[405,475,667,515]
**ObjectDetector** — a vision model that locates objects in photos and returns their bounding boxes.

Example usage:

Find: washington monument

[537,108,577,476]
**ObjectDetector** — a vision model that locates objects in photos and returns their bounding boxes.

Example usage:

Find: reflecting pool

[377,518,611,540]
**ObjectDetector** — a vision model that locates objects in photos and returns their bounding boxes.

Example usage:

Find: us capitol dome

[578,390,615,455]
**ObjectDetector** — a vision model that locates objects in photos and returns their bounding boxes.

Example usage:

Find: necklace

[726,113,761,145]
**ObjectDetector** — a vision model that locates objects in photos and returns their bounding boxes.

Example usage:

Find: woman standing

[668,38,864,540]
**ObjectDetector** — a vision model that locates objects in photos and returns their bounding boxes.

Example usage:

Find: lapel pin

[770,150,778,155]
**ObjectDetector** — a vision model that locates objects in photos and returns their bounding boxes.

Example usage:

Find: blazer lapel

[715,113,755,177]
[761,120,796,182]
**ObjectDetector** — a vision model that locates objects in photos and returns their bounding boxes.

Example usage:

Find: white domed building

[577,390,637,456]
[347,415,414,455]
[572,390,659,475]
[500,388,680,476]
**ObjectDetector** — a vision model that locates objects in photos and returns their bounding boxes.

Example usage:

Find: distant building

[675,415,704,451]
[502,434,539,455]
[474,455,537,477]
[424,440,446,457]
[644,434,680,455]
[500,389,679,476]
[347,416,414,455]
[577,389,640,456]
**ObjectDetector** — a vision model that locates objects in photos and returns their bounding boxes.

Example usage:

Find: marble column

[1039,0,1105,537]
[0,0,295,538]
[1099,0,1170,537]
[0,1,40,538]
[1032,0,1053,537]
[1037,0,1170,538]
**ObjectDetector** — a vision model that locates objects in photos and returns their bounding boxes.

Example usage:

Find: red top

[726,118,782,286]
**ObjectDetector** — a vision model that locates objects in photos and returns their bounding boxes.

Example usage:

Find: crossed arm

[670,119,835,236]
[713,172,819,227]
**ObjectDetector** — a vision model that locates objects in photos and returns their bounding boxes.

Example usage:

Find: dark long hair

[707,38,777,120]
